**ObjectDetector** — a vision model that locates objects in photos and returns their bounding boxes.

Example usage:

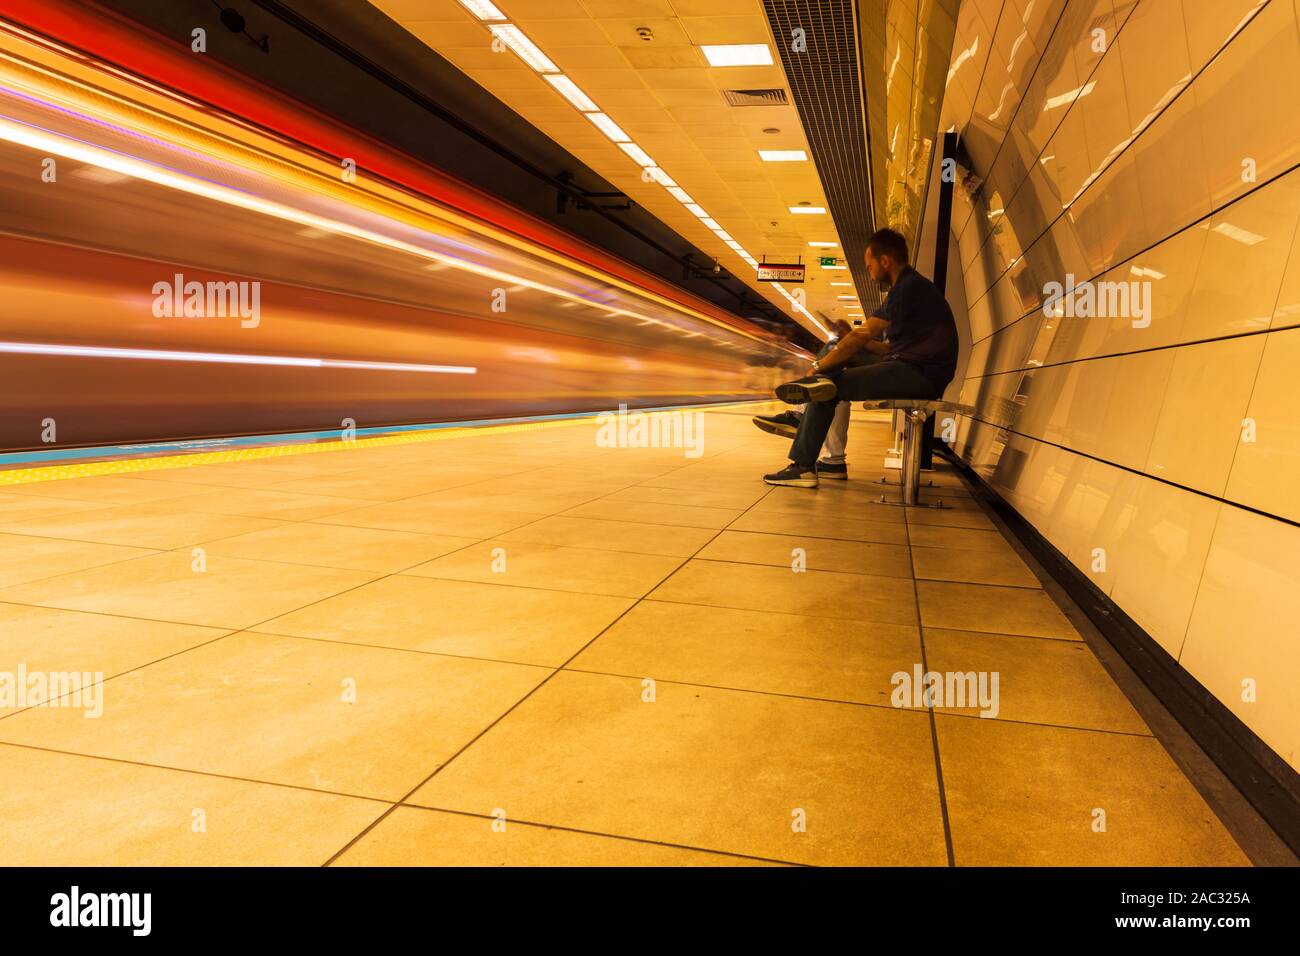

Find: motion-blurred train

[0,4,807,452]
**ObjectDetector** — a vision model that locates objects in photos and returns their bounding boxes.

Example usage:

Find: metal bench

[861,399,974,508]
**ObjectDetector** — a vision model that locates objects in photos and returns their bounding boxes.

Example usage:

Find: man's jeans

[788,360,944,466]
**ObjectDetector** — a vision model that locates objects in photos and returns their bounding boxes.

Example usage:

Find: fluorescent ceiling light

[683,203,708,218]
[457,0,506,21]
[822,265,847,270]
[645,167,676,187]
[544,74,598,112]
[701,44,773,67]
[700,218,722,230]
[666,187,694,203]
[618,142,655,167]
[713,230,733,241]
[586,112,630,142]
[724,240,744,250]
[789,206,826,214]
[488,25,559,73]
[758,150,808,162]
[808,241,838,247]
[837,295,857,300]
[830,282,851,286]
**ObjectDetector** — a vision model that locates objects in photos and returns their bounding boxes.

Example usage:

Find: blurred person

[762,228,958,488]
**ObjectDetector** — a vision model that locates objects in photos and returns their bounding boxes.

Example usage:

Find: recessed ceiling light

[457,0,506,20]
[683,204,708,218]
[758,150,808,162]
[700,218,722,230]
[808,241,838,247]
[830,282,851,286]
[666,187,694,203]
[701,44,774,67]
[488,25,559,73]
[837,295,857,300]
[822,265,846,270]
[543,74,598,112]
[586,112,630,143]
[618,142,655,167]
[789,206,826,214]
[713,229,733,241]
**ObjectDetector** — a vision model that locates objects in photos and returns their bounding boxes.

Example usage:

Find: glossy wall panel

[938,0,1300,769]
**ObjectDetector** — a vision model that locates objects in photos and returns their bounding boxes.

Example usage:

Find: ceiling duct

[721,88,790,107]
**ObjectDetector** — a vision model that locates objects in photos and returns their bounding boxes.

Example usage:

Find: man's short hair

[867,228,909,264]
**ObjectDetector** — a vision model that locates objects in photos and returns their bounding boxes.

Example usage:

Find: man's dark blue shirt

[874,265,959,390]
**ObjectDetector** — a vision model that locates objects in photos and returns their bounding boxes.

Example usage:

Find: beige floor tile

[696,530,913,578]
[0,534,154,588]
[748,490,907,523]
[729,510,909,545]
[0,744,385,866]
[923,629,1150,733]
[650,559,917,625]
[0,552,377,629]
[561,498,742,530]
[317,497,543,537]
[406,540,681,598]
[936,716,1248,865]
[258,473,473,501]
[122,461,315,489]
[573,601,920,705]
[334,806,777,866]
[0,504,287,550]
[0,494,107,524]
[497,515,716,557]
[604,485,769,510]
[917,581,1080,640]
[907,524,1019,553]
[3,476,200,505]
[409,670,947,865]
[154,488,372,522]
[200,523,475,573]
[912,545,1041,587]
[0,632,547,800]
[0,604,225,695]
[905,505,998,530]
[261,575,632,666]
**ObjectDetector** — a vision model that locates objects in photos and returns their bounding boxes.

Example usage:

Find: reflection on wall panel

[937,0,1300,771]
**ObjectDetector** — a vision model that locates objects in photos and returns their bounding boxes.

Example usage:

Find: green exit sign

[818,256,839,267]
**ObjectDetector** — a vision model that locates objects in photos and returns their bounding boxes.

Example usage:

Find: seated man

[762,227,958,488]
[751,317,880,479]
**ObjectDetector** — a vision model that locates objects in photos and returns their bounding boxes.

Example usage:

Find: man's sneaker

[752,411,802,438]
[816,460,848,479]
[775,375,838,405]
[763,463,818,488]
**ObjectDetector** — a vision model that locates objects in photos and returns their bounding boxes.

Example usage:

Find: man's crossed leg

[763,361,942,488]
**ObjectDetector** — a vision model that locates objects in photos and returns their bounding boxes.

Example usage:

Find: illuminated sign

[756,262,805,282]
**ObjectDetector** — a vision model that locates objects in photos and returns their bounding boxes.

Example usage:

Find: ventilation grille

[721,88,790,107]
[761,0,885,311]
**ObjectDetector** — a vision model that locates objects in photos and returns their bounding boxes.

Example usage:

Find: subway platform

[0,404,1257,866]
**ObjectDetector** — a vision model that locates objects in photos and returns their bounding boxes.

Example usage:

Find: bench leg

[901,409,924,506]
[873,408,950,509]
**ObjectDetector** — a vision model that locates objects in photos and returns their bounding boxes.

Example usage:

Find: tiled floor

[0,405,1251,866]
